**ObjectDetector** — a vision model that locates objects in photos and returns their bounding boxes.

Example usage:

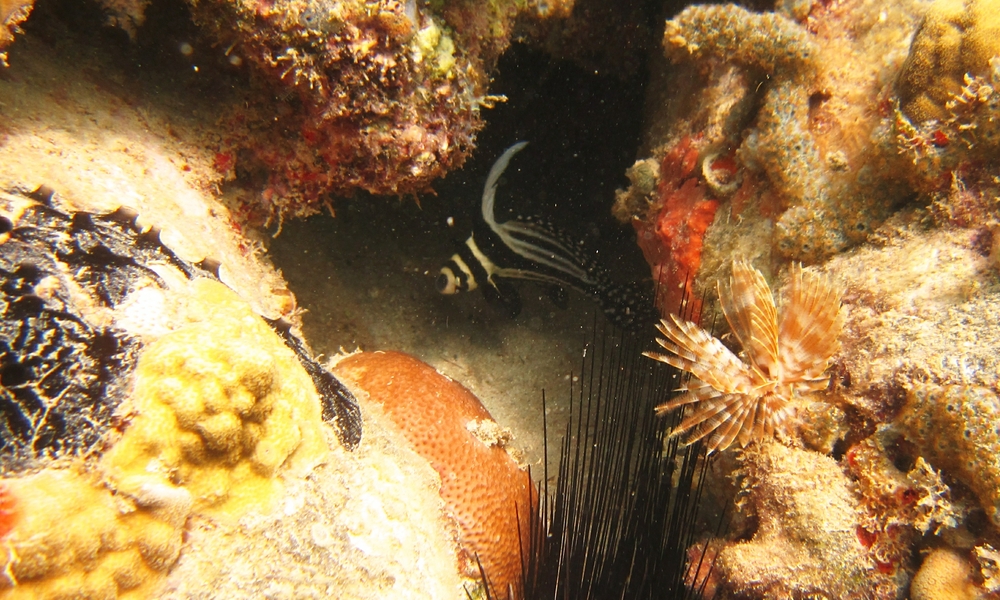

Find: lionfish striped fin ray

[719,259,779,378]
[778,264,843,384]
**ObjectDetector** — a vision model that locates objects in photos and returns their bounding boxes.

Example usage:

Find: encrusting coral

[334,350,535,598]
[171,0,548,222]
[711,440,893,598]
[896,0,1000,126]
[0,0,32,66]
[0,468,188,599]
[102,278,329,517]
[894,0,1000,229]
[910,547,983,600]
[897,383,1000,527]
[618,0,926,304]
[646,259,843,453]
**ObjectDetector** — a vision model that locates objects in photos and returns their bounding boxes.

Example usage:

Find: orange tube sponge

[334,351,535,597]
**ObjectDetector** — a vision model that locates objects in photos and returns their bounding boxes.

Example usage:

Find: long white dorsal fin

[482,141,529,228]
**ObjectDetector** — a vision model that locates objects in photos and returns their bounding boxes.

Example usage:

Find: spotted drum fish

[436,142,655,330]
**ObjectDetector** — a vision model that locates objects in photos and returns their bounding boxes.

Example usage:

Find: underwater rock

[896,0,1000,125]
[620,0,925,296]
[715,440,894,598]
[895,0,1000,215]
[334,350,535,598]
[0,189,361,473]
[0,0,31,66]
[826,220,999,422]
[845,432,963,581]
[180,0,536,220]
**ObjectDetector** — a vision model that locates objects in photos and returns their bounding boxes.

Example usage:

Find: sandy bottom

[268,195,613,480]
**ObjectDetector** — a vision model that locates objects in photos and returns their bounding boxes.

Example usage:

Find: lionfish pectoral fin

[482,277,522,317]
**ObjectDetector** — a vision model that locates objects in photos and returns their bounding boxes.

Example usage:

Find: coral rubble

[334,350,535,598]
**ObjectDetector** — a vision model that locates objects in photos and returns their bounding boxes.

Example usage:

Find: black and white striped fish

[436,142,656,330]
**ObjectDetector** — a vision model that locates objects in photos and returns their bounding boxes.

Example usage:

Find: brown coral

[0,0,32,66]
[896,0,1000,125]
[714,440,892,598]
[334,350,535,598]
[897,382,1000,526]
[646,260,843,453]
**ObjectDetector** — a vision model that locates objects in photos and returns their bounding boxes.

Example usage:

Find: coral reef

[894,0,1000,226]
[180,0,536,221]
[0,34,293,322]
[334,350,535,598]
[0,468,187,598]
[712,440,892,598]
[896,0,1000,125]
[0,0,31,66]
[825,218,998,421]
[619,0,926,300]
[624,135,720,318]
[911,547,983,600]
[845,431,963,578]
[160,408,467,599]
[897,383,1000,526]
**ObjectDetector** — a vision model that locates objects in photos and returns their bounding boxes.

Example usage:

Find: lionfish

[436,142,656,330]
[644,259,844,453]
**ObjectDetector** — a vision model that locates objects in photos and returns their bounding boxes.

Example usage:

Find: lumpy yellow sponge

[1,279,331,598]
[0,468,182,599]
[103,278,328,517]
